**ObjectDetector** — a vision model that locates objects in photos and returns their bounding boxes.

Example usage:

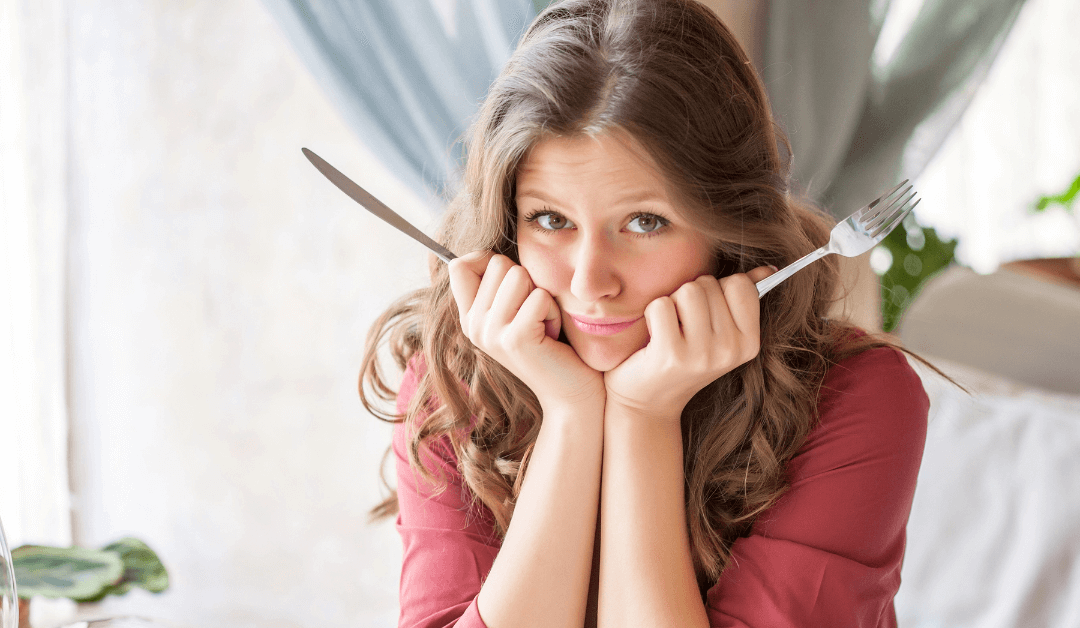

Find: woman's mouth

[568,314,642,336]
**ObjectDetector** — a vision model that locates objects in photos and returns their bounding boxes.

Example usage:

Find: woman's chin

[568,333,644,373]
[580,352,627,373]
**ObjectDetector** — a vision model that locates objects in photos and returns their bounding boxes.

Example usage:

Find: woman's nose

[569,234,621,303]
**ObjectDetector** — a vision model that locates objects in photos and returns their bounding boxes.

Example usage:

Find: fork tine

[868,194,917,238]
[854,179,909,220]
[870,198,920,241]
[860,183,913,228]
[864,187,915,232]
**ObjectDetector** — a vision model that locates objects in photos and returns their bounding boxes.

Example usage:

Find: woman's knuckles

[486,254,516,276]
[722,273,757,296]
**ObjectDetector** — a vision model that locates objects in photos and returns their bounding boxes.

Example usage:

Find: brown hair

[360,0,939,594]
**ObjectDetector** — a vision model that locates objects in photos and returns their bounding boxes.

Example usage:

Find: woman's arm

[395,377,604,628]
[446,251,608,628]
[477,400,604,628]
[596,269,773,628]
[598,404,709,628]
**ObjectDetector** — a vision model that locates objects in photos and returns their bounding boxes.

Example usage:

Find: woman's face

[515,132,716,372]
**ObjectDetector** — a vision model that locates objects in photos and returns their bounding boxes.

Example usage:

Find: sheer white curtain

[0,0,73,550]
[6,0,434,624]
[912,0,1080,273]
[761,0,1026,329]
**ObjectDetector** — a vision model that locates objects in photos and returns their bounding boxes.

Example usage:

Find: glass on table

[1,515,17,628]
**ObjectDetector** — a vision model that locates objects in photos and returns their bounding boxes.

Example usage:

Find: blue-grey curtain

[764,0,1028,216]
[264,0,1025,217]
[260,0,537,198]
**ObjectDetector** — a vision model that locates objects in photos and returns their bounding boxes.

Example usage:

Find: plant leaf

[103,538,169,594]
[1034,172,1080,212]
[879,217,958,333]
[12,546,124,601]
[81,538,170,602]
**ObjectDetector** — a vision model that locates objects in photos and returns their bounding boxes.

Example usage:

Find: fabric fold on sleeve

[706,536,901,628]
[704,346,929,628]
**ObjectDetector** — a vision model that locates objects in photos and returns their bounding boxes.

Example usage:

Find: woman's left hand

[603,266,776,420]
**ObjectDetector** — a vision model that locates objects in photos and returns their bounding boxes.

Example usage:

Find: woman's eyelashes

[522,208,671,237]
[626,213,669,234]
[524,210,575,231]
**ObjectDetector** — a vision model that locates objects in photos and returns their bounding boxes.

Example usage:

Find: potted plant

[12,538,168,628]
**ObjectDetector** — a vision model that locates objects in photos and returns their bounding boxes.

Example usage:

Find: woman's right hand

[448,251,605,413]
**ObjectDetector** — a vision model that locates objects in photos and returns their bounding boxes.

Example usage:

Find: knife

[302,148,458,263]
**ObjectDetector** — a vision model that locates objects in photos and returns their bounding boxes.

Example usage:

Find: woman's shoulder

[820,340,927,405]
[806,339,930,465]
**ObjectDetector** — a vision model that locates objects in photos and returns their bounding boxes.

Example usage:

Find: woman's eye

[627,214,667,234]
[536,213,574,230]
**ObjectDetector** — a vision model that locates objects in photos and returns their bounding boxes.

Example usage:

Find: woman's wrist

[604,397,684,426]
[537,388,607,421]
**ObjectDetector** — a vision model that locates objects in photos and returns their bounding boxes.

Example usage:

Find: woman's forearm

[597,405,710,628]
[476,401,605,628]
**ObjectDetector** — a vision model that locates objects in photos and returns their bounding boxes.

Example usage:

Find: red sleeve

[705,347,930,628]
[394,358,500,628]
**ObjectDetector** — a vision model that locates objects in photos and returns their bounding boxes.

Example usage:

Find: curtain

[259,0,537,199]
[259,0,1028,333]
[0,0,73,549]
[261,0,1027,217]
[764,0,1028,216]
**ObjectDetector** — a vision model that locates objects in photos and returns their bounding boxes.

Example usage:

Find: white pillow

[897,357,1080,628]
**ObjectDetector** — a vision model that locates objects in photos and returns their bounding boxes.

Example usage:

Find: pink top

[393,346,929,627]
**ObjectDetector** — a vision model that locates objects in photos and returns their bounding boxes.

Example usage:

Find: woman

[361,1,930,626]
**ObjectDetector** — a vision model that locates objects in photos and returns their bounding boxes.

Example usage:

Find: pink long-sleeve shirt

[393,345,929,627]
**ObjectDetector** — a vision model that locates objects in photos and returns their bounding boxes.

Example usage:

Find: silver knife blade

[302,148,457,263]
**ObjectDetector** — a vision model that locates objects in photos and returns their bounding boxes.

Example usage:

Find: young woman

[360,1,931,626]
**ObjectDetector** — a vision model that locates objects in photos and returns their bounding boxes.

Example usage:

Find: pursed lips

[568,314,642,336]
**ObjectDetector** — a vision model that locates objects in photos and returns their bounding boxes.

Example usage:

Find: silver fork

[755,180,920,298]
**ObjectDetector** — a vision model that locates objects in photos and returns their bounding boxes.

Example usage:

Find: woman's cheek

[520,245,570,295]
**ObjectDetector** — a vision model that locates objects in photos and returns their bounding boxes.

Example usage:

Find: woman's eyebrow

[516,189,667,206]
[516,189,560,205]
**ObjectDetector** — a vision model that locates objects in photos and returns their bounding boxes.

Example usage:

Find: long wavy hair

[360,0,930,594]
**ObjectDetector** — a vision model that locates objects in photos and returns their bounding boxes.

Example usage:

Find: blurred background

[2,0,1077,627]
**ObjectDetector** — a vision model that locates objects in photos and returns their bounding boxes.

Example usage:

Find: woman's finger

[718,273,761,343]
[746,264,777,285]
[643,295,680,352]
[447,250,493,325]
[488,264,534,327]
[513,287,559,341]
[469,254,515,320]
[696,275,728,334]
[670,279,712,341]
[544,299,562,340]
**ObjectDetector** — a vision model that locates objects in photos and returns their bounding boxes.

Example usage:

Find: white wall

[61,1,435,625]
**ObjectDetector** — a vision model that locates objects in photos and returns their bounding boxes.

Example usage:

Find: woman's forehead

[516,132,672,201]
[519,130,657,169]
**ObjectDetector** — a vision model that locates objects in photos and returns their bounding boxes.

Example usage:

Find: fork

[755,180,920,298]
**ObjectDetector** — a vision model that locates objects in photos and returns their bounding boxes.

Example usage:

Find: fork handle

[755,246,831,298]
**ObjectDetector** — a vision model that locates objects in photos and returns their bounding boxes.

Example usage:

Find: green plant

[878,214,958,333]
[1034,172,1080,213]
[877,170,1080,333]
[12,537,168,603]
